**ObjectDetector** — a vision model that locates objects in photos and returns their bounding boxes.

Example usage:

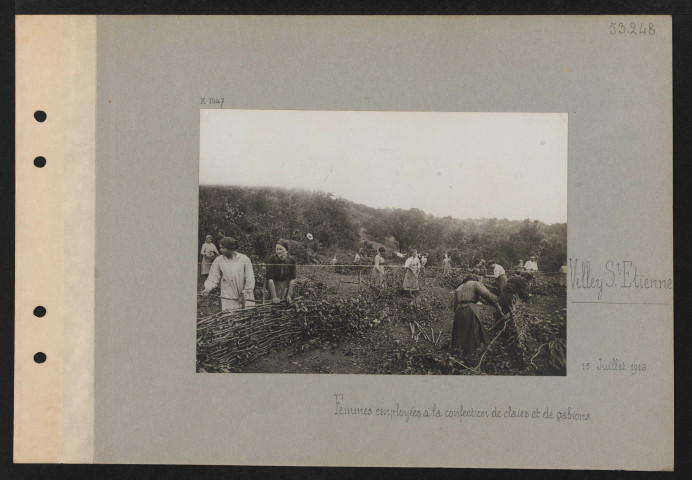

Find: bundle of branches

[530,338,566,375]
[489,301,535,373]
[499,300,567,375]
[510,302,531,355]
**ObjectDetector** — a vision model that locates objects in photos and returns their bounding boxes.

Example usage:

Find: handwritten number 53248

[609,22,655,35]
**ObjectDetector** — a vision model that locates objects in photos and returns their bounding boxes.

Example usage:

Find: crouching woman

[265,239,297,303]
[450,275,503,356]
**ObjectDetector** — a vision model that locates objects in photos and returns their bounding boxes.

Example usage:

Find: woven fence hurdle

[197,302,309,371]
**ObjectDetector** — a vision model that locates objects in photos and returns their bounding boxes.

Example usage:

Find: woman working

[265,239,298,303]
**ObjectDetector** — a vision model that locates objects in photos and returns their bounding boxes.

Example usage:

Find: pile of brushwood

[506,301,566,375]
[373,302,565,376]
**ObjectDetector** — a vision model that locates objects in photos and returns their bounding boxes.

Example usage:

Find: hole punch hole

[33,306,46,317]
[34,156,46,168]
[34,111,47,122]
[34,352,47,364]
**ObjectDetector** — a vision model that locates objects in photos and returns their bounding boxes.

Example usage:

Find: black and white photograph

[196,110,567,375]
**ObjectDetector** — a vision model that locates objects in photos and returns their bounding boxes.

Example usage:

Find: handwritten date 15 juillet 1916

[582,358,647,375]
[609,22,655,36]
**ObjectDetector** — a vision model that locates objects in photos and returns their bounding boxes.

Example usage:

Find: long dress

[450,280,497,354]
[442,258,452,276]
[402,256,421,292]
[200,242,220,275]
[204,253,256,311]
[371,254,386,289]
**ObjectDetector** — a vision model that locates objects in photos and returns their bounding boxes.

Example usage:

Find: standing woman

[524,256,538,272]
[442,253,452,277]
[451,275,503,356]
[200,235,219,276]
[402,249,421,296]
[372,247,387,291]
[201,237,255,311]
[265,239,297,303]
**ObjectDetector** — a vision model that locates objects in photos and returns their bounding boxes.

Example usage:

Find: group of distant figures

[330,248,543,299]
[199,235,565,357]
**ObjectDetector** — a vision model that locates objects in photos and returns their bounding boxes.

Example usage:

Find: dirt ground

[198,266,566,375]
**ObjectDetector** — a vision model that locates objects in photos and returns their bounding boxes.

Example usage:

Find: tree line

[199,185,567,271]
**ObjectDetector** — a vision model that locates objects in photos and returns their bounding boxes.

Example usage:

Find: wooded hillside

[199,185,567,271]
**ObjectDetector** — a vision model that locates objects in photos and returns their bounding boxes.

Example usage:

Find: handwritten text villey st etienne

[569,258,672,301]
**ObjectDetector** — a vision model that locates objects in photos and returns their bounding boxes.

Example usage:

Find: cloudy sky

[200,110,567,224]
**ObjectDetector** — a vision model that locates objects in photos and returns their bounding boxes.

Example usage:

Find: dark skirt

[451,304,490,355]
[264,278,291,301]
[496,274,507,295]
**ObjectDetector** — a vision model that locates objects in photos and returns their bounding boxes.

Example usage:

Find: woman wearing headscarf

[442,253,452,277]
[265,239,297,304]
[402,249,421,296]
[200,234,220,276]
[201,237,255,311]
[450,275,503,355]
[372,247,387,291]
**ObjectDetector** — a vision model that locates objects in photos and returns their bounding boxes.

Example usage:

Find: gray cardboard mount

[94,16,672,468]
